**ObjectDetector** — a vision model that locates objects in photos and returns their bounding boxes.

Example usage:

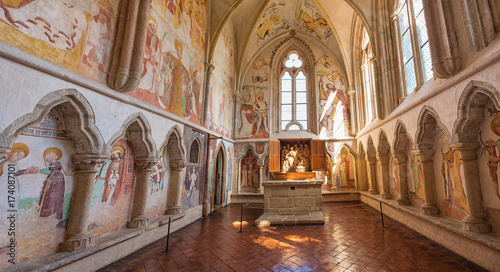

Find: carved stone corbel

[107,0,151,92]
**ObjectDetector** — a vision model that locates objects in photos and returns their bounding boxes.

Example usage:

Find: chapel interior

[1,0,500,271]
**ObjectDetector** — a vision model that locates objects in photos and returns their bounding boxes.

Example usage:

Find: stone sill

[263,179,323,186]
[4,213,185,272]
[359,191,500,252]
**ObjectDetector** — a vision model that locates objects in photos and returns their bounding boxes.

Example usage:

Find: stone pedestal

[255,179,324,226]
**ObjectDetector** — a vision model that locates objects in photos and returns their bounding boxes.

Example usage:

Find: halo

[174,39,183,53]
[9,142,29,158]
[111,145,125,157]
[491,116,500,136]
[43,147,63,160]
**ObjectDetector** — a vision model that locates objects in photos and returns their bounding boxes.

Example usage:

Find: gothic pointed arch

[0,89,104,155]
[393,120,413,153]
[236,143,259,163]
[106,113,157,159]
[453,80,500,143]
[162,125,187,162]
[415,106,451,149]
[366,136,377,158]
[378,130,391,156]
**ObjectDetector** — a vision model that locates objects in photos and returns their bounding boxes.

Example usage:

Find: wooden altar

[255,139,326,226]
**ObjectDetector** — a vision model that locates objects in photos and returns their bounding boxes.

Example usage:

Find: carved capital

[449,143,480,161]
[135,157,159,171]
[205,63,215,75]
[72,154,110,171]
[347,88,356,99]
[392,152,408,164]
[376,155,390,164]
[170,159,187,170]
[367,157,377,165]
[412,149,434,162]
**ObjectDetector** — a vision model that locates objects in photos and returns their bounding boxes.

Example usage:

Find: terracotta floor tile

[98,202,487,272]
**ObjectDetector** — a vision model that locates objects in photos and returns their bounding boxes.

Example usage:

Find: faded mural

[130,0,207,125]
[89,139,135,237]
[0,0,119,83]
[207,22,235,137]
[317,68,349,138]
[146,145,169,218]
[256,1,289,40]
[0,110,75,268]
[182,127,206,210]
[240,150,259,189]
[295,0,332,40]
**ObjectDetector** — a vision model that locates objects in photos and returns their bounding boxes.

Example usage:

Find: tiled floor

[98,202,488,272]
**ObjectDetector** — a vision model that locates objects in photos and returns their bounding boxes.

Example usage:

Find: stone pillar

[412,149,439,215]
[165,159,187,215]
[347,88,357,136]
[237,161,241,193]
[357,156,369,191]
[368,157,379,194]
[377,155,391,199]
[59,154,109,252]
[202,63,215,126]
[257,159,265,193]
[393,153,410,206]
[128,158,158,228]
[450,143,491,233]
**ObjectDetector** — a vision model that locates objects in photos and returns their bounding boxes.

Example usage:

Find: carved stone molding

[135,157,159,171]
[170,159,187,170]
[72,154,110,171]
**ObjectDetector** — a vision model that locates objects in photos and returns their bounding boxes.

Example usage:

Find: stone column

[368,157,379,194]
[412,149,439,215]
[393,153,410,206]
[165,159,187,215]
[377,155,391,199]
[357,156,369,191]
[128,158,158,228]
[202,63,215,126]
[347,88,357,136]
[450,143,491,233]
[59,154,109,252]
[257,159,265,193]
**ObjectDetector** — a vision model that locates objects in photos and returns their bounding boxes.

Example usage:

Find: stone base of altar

[255,179,325,226]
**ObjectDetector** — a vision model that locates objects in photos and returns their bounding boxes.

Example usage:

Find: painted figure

[253,92,269,133]
[239,94,254,138]
[410,154,425,200]
[256,7,287,39]
[338,152,354,188]
[150,155,165,194]
[101,145,125,204]
[442,149,468,211]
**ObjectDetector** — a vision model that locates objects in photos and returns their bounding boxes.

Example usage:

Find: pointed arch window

[189,139,201,164]
[396,0,432,96]
[361,28,375,123]
[280,53,308,130]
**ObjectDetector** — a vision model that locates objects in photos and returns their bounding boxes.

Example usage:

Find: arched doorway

[214,148,225,208]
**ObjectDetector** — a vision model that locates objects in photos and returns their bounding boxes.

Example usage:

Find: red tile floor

[98,202,488,272]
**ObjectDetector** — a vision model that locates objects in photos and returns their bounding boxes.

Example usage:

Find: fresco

[145,147,169,218]
[317,69,349,137]
[333,149,355,189]
[89,139,135,237]
[182,127,206,210]
[129,1,206,125]
[409,154,425,205]
[241,150,258,189]
[480,110,500,200]
[391,157,401,198]
[295,0,332,40]
[0,110,75,268]
[236,86,270,139]
[206,23,235,137]
[439,148,468,219]
[256,2,289,40]
[0,0,118,83]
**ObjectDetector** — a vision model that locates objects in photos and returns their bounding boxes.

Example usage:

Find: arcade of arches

[0,0,500,271]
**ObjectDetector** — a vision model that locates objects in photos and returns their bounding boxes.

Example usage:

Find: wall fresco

[295,0,332,40]
[256,2,289,40]
[241,150,258,189]
[182,127,206,210]
[317,69,349,137]
[0,110,75,268]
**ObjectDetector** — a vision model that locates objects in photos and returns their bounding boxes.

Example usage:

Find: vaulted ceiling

[209,0,374,86]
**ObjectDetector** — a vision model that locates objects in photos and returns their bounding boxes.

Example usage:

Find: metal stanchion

[238,204,244,233]
[379,201,385,228]
[162,217,172,253]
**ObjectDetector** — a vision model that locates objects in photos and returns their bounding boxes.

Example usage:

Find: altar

[255,139,326,226]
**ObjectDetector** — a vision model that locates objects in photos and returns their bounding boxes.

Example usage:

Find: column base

[396,197,410,206]
[463,215,491,233]
[420,203,439,215]
[165,206,183,215]
[381,192,391,199]
[59,232,96,252]
[127,215,150,228]
[369,188,378,195]
[202,200,210,218]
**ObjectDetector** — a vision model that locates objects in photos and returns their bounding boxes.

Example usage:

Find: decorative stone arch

[213,142,227,208]
[106,112,157,159]
[366,136,377,159]
[237,144,260,193]
[188,137,202,164]
[236,143,259,163]
[0,89,110,252]
[0,89,104,155]
[377,130,392,198]
[366,136,379,194]
[415,106,451,150]
[105,113,158,228]
[162,125,187,215]
[271,34,318,133]
[453,80,500,144]
[393,120,413,153]
[357,142,369,191]
[449,80,497,233]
